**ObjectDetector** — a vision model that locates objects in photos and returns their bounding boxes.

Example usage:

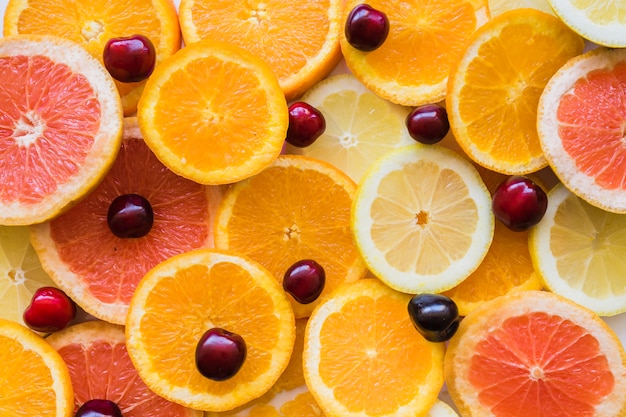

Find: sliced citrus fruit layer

[352,144,494,294]
[214,155,366,318]
[428,400,459,417]
[178,0,342,101]
[445,290,626,417]
[47,320,201,416]
[30,118,217,325]
[285,73,415,184]
[487,0,555,17]
[138,39,288,185]
[529,183,626,316]
[4,0,181,114]
[303,278,445,417]
[0,318,73,416]
[538,47,626,213]
[0,34,122,225]
[447,9,584,175]
[340,0,479,106]
[126,248,296,412]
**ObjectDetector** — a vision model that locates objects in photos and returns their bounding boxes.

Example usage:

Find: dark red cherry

[492,176,548,232]
[23,287,76,333]
[283,259,326,304]
[286,102,326,148]
[406,104,450,144]
[345,4,390,52]
[103,34,156,83]
[195,328,247,381]
[75,399,123,417]
[408,293,459,343]
[107,194,154,238]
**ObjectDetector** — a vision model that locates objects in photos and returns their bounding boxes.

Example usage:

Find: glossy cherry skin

[283,259,326,304]
[492,176,548,232]
[195,328,247,381]
[408,293,460,343]
[345,4,389,51]
[23,287,76,333]
[286,102,326,148]
[103,34,156,83]
[107,194,154,238]
[406,104,450,144]
[75,399,123,417]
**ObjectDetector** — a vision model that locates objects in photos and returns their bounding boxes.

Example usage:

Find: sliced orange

[303,278,445,417]
[214,155,367,318]
[0,34,122,225]
[126,248,296,412]
[446,9,585,175]
[340,0,479,106]
[4,0,181,115]
[137,39,288,185]
[178,0,342,101]
[445,290,626,417]
[0,318,74,416]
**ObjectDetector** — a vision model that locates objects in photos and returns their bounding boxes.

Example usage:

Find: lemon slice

[487,0,555,17]
[352,144,494,294]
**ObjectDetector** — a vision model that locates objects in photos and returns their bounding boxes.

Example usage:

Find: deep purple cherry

[492,176,548,231]
[103,34,156,83]
[406,104,450,144]
[195,328,247,381]
[408,293,459,343]
[107,193,154,238]
[23,287,76,333]
[283,259,325,304]
[75,399,123,417]
[286,102,326,148]
[345,4,390,52]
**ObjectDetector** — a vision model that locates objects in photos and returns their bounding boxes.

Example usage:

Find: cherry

[492,176,548,232]
[406,104,450,144]
[408,293,459,343]
[107,194,154,238]
[103,34,156,83]
[286,102,326,148]
[345,4,390,52]
[283,259,326,304]
[75,399,123,417]
[23,287,76,333]
[195,328,247,381]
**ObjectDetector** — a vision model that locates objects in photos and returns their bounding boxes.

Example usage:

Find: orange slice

[30,118,218,325]
[137,39,288,185]
[0,34,122,225]
[178,0,342,101]
[214,155,367,318]
[0,318,74,416]
[46,320,201,416]
[4,0,181,115]
[445,290,626,417]
[126,248,296,412]
[303,278,445,417]
[447,9,585,175]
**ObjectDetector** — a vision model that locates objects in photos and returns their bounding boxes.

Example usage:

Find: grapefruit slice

[0,35,123,225]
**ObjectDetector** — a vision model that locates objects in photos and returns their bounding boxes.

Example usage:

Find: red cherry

[492,176,548,231]
[406,104,450,144]
[283,259,325,304]
[23,287,76,333]
[195,328,247,381]
[107,194,154,238]
[75,399,123,417]
[103,34,156,83]
[286,102,326,148]
[344,4,390,52]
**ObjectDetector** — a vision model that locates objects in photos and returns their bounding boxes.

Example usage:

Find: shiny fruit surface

[344,4,389,51]
[492,176,548,231]
[23,287,76,333]
[107,193,154,238]
[408,293,459,342]
[406,104,450,144]
[286,102,326,148]
[283,259,326,304]
[195,327,247,381]
[75,399,123,417]
[103,34,156,83]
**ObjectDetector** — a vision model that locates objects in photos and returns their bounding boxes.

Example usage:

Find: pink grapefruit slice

[30,118,222,325]
[0,35,123,225]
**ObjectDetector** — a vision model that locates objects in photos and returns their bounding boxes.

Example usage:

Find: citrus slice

[46,320,201,416]
[303,278,445,417]
[538,47,626,213]
[4,0,181,114]
[0,318,74,416]
[285,73,415,183]
[137,39,288,185]
[0,34,122,225]
[445,290,626,417]
[340,0,479,106]
[126,248,296,412]
[30,117,218,325]
[178,0,342,101]
[487,0,555,17]
[351,144,494,294]
[428,400,460,417]
[446,9,585,175]
[547,0,626,47]
[214,155,367,318]
[529,183,626,316]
